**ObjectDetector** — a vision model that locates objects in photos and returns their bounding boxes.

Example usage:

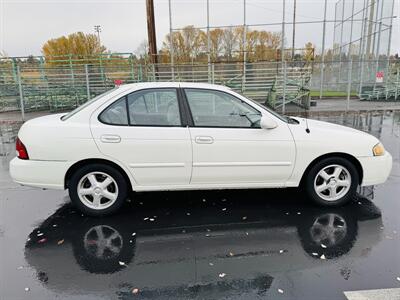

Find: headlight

[372,143,385,156]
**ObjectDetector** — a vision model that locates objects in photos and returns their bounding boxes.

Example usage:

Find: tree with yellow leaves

[42,32,107,64]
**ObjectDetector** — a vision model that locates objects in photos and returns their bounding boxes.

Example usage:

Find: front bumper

[358,152,393,186]
[9,157,71,190]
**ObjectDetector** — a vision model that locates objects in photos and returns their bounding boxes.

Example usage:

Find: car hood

[288,117,380,157]
[290,117,371,136]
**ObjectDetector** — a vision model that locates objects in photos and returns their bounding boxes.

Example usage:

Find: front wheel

[304,157,359,207]
[68,164,128,216]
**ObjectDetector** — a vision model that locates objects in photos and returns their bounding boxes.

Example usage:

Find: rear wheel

[69,164,128,216]
[304,157,359,207]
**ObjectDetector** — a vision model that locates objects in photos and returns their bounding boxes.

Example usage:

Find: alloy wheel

[77,172,119,210]
[313,164,352,201]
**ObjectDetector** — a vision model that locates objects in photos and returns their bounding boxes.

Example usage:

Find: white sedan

[10,82,392,216]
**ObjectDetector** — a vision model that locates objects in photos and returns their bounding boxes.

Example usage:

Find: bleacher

[359,67,400,101]
[1,61,312,113]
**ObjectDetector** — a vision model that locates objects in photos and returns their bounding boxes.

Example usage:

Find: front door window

[184,89,261,128]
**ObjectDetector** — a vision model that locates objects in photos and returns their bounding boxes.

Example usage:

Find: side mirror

[260,115,278,129]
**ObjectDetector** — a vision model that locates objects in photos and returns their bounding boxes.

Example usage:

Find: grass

[310,90,358,97]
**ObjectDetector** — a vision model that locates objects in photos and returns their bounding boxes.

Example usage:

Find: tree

[42,32,107,63]
[209,29,224,61]
[26,55,39,65]
[222,27,236,61]
[160,26,303,63]
[162,26,206,63]
[135,39,149,62]
[303,42,315,61]
[255,31,281,61]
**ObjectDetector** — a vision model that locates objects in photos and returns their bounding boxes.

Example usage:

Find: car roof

[119,82,232,92]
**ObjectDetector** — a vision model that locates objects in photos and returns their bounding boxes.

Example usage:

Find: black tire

[304,157,359,207]
[68,164,128,216]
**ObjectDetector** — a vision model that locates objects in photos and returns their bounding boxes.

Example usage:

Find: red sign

[114,79,124,86]
[376,71,384,83]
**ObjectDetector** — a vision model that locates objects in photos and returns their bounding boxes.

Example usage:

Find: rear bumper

[9,157,71,190]
[358,152,392,186]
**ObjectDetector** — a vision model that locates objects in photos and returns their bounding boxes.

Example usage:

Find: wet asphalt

[0,111,399,300]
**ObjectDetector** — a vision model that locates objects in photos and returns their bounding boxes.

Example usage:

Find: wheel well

[65,158,133,191]
[300,153,363,185]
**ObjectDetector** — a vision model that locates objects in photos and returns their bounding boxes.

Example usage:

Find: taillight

[16,137,29,160]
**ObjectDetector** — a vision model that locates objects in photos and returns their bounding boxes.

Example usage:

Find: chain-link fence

[1,58,399,119]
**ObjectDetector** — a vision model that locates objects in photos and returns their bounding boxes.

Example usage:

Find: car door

[90,87,192,187]
[183,88,295,186]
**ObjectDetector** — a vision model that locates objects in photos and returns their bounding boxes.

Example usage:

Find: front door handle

[100,134,121,143]
[195,136,214,144]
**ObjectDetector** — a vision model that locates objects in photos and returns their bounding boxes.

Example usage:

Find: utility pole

[168,0,174,79]
[366,0,375,58]
[94,25,102,44]
[281,0,286,63]
[291,0,297,60]
[319,0,328,99]
[146,0,158,65]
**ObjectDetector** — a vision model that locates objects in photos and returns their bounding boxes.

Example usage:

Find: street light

[94,25,102,43]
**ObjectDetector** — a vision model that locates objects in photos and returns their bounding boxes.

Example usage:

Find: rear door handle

[100,134,121,143]
[195,136,214,144]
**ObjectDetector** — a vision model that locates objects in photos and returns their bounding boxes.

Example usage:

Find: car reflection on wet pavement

[24,190,382,298]
[1,110,400,300]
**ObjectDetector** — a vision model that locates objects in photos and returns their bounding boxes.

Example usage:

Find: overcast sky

[0,0,399,57]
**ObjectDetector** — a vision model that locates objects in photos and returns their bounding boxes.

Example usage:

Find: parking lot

[1,110,399,299]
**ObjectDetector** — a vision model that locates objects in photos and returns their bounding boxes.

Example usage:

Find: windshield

[61,88,117,121]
